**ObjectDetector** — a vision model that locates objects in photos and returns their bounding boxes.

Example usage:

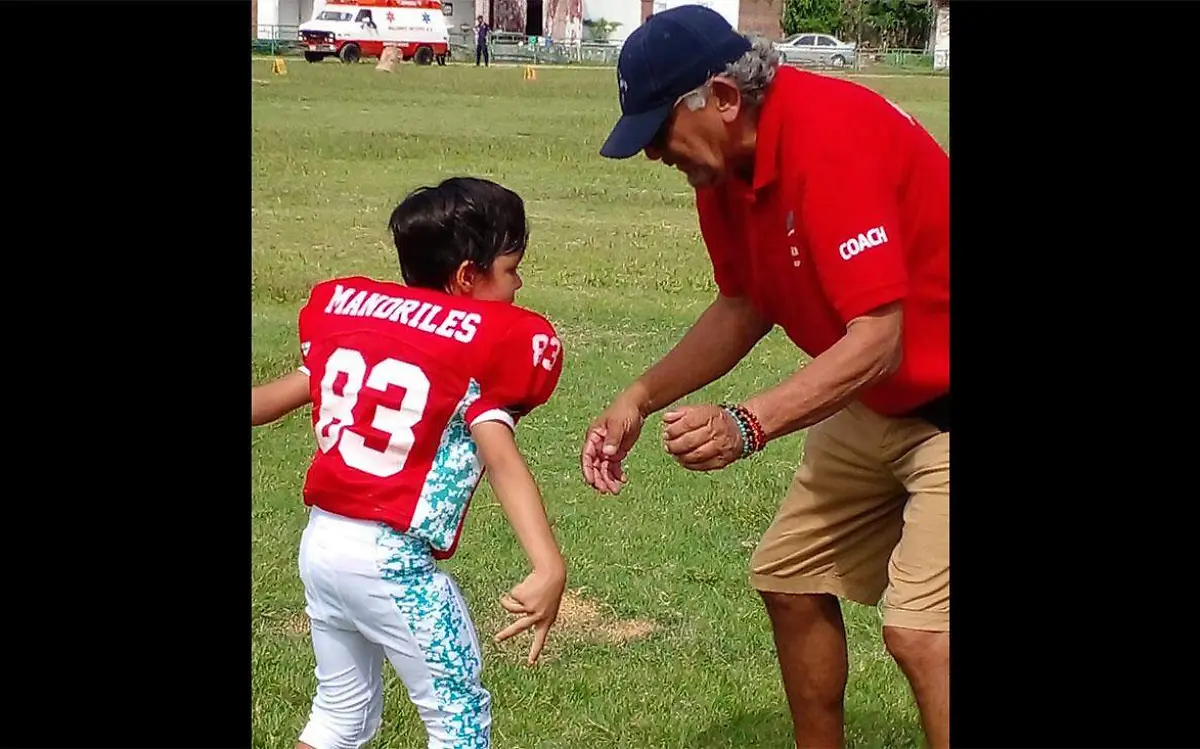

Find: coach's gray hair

[680,35,781,112]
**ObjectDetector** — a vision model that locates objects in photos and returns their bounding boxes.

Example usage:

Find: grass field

[252,59,949,749]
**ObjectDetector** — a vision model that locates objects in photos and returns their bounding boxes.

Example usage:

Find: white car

[774,32,857,68]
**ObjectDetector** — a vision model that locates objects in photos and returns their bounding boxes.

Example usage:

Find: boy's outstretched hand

[494,567,566,665]
[472,420,567,665]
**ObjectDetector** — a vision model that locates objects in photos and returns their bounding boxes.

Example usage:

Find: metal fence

[251,25,945,74]
[447,30,623,66]
[252,24,302,55]
[843,47,945,74]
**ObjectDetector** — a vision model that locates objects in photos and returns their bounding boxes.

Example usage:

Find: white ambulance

[298,0,451,65]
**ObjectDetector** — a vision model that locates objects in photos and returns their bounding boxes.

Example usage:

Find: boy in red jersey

[252,177,565,749]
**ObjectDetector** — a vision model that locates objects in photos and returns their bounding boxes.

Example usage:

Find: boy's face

[453,251,524,303]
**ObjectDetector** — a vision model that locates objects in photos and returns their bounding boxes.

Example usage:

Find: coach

[578,6,950,748]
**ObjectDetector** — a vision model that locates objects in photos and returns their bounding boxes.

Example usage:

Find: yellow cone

[272,57,288,75]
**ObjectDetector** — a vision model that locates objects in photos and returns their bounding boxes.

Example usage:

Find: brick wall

[492,0,526,33]
[738,0,781,40]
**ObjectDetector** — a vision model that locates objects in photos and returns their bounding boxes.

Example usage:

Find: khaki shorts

[749,401,949,632]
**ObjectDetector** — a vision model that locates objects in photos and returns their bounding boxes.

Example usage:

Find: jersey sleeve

[465,313,564,431]
[696,189,745,298]
[296,284,325,376]
[799,147,909,324]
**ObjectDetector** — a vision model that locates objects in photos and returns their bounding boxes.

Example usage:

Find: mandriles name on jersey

[319,282,483,344]
[293,276,565,560]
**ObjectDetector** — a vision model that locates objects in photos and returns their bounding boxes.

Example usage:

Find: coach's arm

[625,292,772,416]
[743,300,903,441]
[581,292,771,493]
[661,301,902,471]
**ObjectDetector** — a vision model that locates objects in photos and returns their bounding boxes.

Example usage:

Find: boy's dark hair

[388,177,530,290]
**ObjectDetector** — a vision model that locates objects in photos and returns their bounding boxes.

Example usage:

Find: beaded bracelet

[737,405,768,455]
[721,403,768,458]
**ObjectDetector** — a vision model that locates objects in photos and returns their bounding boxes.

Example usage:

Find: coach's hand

[662,404,743,471]
[581,393,645,494]
[495,566,565,666]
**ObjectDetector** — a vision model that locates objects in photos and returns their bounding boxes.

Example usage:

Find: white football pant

[295,506,491,749]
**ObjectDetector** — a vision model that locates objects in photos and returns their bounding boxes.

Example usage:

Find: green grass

[252,59,949,748]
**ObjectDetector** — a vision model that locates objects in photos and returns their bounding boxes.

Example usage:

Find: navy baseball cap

[599,5,751,159]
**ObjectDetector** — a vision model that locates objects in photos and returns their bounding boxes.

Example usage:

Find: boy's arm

[461,311,565,663]
[473,421,564,575]
[471,420,565,664]
[253,284,322,427]
[252,369,312,426]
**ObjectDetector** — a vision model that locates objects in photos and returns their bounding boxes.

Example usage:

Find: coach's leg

[750,404,906,749]
[760,591,848,747]
[883,627,947,749]
[883,424,950,749]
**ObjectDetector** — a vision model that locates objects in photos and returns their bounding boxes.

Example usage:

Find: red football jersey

[295,276,564,559]
[696,66,949,416]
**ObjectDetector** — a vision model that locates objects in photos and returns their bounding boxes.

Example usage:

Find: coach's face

[644,77,743,188]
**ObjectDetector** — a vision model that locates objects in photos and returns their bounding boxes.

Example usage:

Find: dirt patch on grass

[554,588,658,645]
[280,610,310,636]
[263,589,657,648]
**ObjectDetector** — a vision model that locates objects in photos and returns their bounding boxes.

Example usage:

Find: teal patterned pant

[296,507,491,749]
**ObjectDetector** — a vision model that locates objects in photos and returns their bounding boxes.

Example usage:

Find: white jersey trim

[469,408,514,431]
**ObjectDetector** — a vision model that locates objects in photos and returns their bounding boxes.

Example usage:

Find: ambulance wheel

[414,46,434,65]
[339,44,361,64]
[436,54,447,66]
[304,52,326,63]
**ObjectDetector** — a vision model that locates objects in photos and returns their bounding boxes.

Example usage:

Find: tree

[781,0,931,48]
[583,17,621,42]
[781,0,842,36]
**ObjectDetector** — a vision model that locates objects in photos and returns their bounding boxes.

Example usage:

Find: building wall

[660,0,738,34]
[445,0,476,33]
[581,0,641,41]
[257,0,278,37]
[736,0,780,39]
[256,0,315,37]
[546,0,584,41]
[580,0,767,43]
[278,0,300,27]
[932,1,949,70]
[484,0,523,32]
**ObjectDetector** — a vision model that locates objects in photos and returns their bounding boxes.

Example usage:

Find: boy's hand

[472,420,566,665]
[494,567,566,665]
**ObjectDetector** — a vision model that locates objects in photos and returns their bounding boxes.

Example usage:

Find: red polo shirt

[696,66,949,417]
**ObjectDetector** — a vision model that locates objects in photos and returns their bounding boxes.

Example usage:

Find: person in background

[475,15,491,67]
